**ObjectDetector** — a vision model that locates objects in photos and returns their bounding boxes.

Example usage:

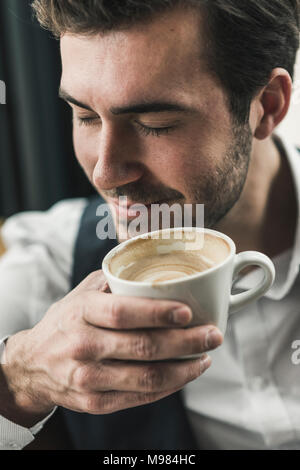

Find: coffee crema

[119,251,216,283]
[108,231,231,284]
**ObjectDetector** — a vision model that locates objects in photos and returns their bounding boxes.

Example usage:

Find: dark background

[0,0,95,217]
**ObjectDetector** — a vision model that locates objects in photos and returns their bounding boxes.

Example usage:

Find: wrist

[0,331,55,427]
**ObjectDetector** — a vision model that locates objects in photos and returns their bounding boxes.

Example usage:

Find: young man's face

[60,6,255,235]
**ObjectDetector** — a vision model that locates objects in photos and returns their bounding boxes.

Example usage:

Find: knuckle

[73,364,92,391]
[69,331,91,360]
[140,391,163,405]
[132,333,158,360]
[109,301,125,329]
[151,303,165,326]
[99,392,118,414]
[61,294,88,329]
[83,394,103,414]
[69,329,107,361]
[189,330,205,354]
[84,392,115,414]
[140,365,164,391]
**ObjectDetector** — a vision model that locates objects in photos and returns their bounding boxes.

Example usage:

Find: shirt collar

[233,132,300,301]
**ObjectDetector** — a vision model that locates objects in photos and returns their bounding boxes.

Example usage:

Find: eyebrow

[59,88,93,111]
[59,88,195,115]
[110,102,193,115]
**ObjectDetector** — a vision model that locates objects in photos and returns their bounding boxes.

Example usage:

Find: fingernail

[171,307,193,325]
[199,354,212,373]
[205,328,223,350]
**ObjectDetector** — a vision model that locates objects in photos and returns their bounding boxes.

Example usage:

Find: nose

[92,124,144,191]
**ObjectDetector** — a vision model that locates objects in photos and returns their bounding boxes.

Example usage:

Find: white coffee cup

[102,227,275,358]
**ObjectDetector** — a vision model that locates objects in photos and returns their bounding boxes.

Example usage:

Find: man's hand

[1,270,223,427]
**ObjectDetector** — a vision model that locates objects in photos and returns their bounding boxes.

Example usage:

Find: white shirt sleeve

[0,198,88,450]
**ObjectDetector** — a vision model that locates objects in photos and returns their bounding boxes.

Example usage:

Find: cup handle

[229,251,275,315]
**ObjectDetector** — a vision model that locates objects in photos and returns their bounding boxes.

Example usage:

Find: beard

[196,122,253,228]
[101,121,253,235]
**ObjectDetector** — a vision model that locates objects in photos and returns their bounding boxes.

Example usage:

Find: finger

[73,270,108,293]
[76,355,211,393]
[103,325,223,361]
[72,385,197,415]
[82,324,222,362]
[82,291,194,329]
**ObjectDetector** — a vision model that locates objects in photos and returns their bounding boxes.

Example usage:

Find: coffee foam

[119,250,216,283]
[108,231,230,284]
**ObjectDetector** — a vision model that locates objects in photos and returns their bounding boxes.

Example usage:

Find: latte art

[119,251,215,283]
[109,231,231,284]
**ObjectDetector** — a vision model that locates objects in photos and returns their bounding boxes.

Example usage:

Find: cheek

[141,139,206,200]
[166,127,233,203]
[156,127,227,190]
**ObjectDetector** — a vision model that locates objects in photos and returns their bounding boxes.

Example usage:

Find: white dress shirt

[0,132,300,450]
[184,133,300,449]
[0,198,88,450]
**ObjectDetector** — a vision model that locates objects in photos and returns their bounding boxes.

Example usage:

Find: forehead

[60,6,220,109]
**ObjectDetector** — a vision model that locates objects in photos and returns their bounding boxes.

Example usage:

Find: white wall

[277,50,300,145]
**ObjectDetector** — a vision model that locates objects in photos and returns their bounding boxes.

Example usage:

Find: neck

[214,134,298,259]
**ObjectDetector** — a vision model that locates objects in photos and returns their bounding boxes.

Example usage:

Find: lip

[108,198,161,208]
[107,198,171,218]
[108,199,151,219]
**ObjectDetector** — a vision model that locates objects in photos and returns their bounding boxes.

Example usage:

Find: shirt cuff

[0,407,57,450]
[0,335,57,450]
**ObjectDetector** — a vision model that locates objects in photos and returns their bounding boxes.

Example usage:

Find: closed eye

[134,121,176,137]
[77,116,100,127]
[76,115,178,137]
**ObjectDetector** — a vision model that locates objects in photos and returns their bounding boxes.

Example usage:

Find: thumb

[72,270,110,293]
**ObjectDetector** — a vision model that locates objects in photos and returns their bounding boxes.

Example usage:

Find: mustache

[103,182,184,205]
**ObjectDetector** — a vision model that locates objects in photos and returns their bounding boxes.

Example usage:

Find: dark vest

[58,196,199,450]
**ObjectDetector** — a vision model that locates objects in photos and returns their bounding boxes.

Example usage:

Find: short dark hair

[32,0,300,123]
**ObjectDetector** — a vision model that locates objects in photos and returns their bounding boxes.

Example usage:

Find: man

[0,0,299,450]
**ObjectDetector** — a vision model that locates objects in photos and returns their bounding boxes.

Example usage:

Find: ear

[254,68,292,140]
